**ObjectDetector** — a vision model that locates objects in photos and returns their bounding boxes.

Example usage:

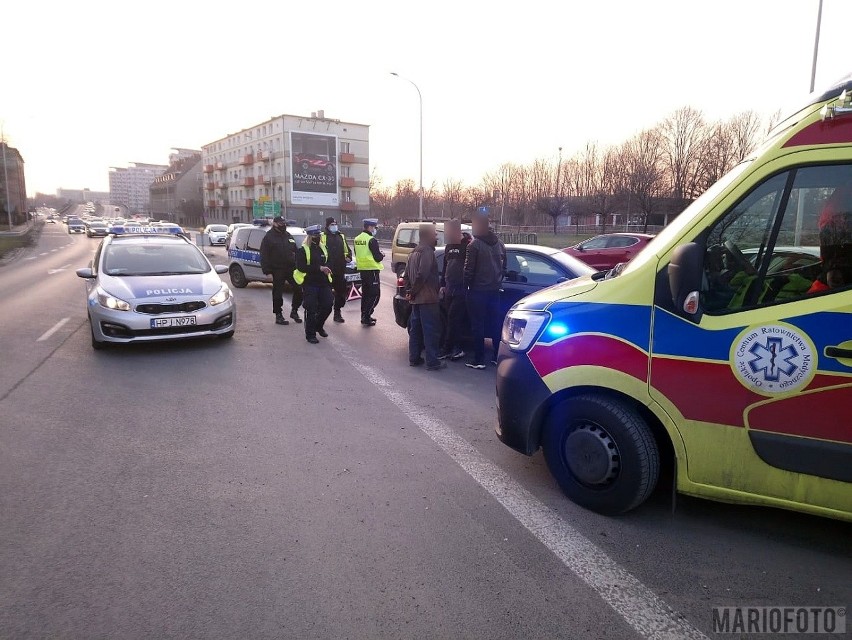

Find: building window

[342,190,352,202]
[341,166,350,177]
[340,141,350,153]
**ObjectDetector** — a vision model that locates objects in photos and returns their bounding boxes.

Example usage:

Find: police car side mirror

[214,264,229,274]
[76,267,95,279]
[669,242,703,317]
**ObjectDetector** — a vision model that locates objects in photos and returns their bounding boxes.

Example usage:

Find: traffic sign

[252,200,281,219]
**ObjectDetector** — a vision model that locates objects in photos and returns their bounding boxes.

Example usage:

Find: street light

[810,0,824,92]
[390,72,423,221]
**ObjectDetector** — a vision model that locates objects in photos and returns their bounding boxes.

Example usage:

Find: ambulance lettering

[730,323,816,395]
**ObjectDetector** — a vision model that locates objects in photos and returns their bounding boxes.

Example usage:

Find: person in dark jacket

[295,225,334,344]
[260,216,303,325]
[321,216,353,323]
[439,221,470,361]
[463,212,506,369]
[406,224,445,371]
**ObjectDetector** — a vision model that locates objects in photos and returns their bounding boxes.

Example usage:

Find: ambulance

[496,73,852,522]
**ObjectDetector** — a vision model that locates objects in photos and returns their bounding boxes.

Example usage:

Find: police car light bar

[110,224,186,236]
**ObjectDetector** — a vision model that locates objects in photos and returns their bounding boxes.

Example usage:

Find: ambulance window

[702,163,852,314]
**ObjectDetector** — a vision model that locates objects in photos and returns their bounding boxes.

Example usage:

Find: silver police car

[76,225,236,349]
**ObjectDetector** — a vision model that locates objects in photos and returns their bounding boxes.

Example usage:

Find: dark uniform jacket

[260,228,297,273]
[296,241,331,287]
[441,241,468,295]
[323,231,352,272]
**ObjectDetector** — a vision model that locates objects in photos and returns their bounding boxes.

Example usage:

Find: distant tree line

[370,106,779,233]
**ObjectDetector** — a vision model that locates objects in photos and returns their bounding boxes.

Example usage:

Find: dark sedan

[394,244,594,328]
[563,232,654,271]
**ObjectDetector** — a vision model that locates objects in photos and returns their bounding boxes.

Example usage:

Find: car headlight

[501,310,550,351]
[209,284,232,306]
[96,288,131,311]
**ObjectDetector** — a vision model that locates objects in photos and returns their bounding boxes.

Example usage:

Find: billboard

[289,131,339,207]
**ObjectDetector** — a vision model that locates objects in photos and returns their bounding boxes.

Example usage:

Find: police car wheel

[229,264,248,288]
[543,394,659,515]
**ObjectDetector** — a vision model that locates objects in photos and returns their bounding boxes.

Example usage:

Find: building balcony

[216,162,226,171]
[244,198,254,208]
[242,177,255,187]
[256,151,269,161]
[339,152,355,164]
[206,200,217,208]
[218,200,229,208]
[203,164,214,173]
[340,201,357,212]
[240,154,254,165]
[339,176,355,188]
[257,175,271,185]
[217,182,228,189]
[205,182,215,190]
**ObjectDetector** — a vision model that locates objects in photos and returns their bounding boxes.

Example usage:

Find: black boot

[290,309,303,324]
[275,312,289,325]
[317,327,329,338]
[333,310,344,323]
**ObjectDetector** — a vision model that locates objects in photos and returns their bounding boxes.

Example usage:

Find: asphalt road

[1,219,850,639]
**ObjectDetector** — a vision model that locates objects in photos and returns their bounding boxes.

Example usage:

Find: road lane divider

[47,264,72,275]
[333,340,708,640]
[36,317,70,342]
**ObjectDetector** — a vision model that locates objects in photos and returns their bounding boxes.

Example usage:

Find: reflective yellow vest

[354,231,383,271]
[293,243,332,285]
[320,231,351,261]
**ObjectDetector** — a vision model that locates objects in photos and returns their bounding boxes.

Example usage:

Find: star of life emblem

[731,324,816,395]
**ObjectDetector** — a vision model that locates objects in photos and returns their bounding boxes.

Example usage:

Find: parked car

[391,221,473,276]
[204,224,229,246]
[562,233,654,271]
[226,225,307,288]
[393,244,594,328]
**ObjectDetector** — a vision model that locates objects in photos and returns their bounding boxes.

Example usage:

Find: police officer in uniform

[353,218,384,326]
[320,216,352,323]
[294,225,334,344]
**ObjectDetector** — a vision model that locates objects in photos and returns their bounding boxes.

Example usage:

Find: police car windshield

[103,243,211,276]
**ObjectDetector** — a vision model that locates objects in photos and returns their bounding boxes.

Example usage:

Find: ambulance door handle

[825,346,852,359]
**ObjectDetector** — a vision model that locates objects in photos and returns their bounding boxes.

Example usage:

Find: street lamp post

[390,72,423,221]
[810,0,824,92]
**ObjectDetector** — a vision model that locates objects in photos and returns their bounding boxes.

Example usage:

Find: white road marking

[47,263,72,275]
[334,342,707,640]
[36,317,70,342]
[39,252,48,256]
[24,256,37,261]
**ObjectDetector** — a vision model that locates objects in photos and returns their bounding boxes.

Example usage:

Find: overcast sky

[5,0,851,196]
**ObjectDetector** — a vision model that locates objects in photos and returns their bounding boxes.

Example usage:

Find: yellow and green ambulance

[496,74,852,522]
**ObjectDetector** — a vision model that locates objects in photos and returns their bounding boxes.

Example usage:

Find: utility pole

[390,72,423,220]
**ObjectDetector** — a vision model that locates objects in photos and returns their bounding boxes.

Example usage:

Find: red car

[294,153,335,173]
[562,232,654,271]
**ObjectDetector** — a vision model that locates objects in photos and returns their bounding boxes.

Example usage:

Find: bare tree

[441,177,465,218]
[661,106,708,203]
[624,129,665,233]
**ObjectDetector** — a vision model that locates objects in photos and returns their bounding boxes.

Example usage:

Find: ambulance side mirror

[669,242,703,317]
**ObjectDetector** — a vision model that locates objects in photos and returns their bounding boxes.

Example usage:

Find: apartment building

[201,111,369,227]
[149,149,203,227]
[109,162,168,213]
[1,142,27,227]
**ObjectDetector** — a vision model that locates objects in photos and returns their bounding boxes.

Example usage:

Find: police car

[76,224,236,349]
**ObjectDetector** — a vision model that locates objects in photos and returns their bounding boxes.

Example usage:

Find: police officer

[320,216,352,323]
[259,215,303,326]
[353,218,384,326]
[294,225,334,344]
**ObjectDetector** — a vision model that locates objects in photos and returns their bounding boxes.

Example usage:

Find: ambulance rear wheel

[543,394,659,515]
[229,264,247,288]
